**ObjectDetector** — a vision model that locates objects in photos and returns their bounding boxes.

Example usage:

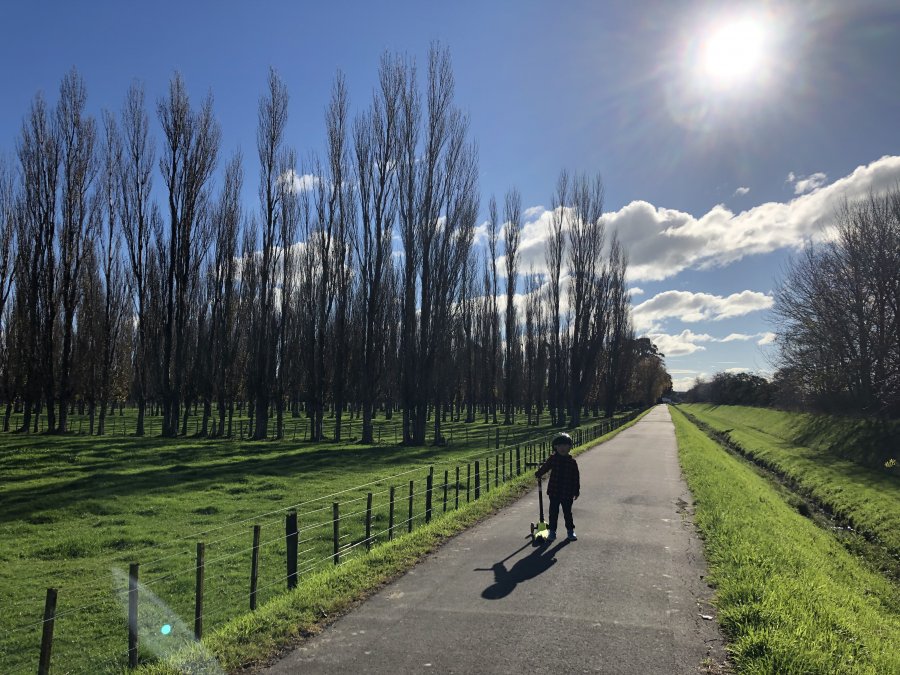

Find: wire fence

[2,409,644,674]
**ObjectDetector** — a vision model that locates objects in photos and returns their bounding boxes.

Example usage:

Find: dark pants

[548,495,575,532]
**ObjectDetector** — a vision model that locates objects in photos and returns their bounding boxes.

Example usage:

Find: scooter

[529,474,550,544]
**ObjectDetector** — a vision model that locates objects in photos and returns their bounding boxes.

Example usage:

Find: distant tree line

[681,372,773,407]
[682,187,900,419]
[0,47,668,443]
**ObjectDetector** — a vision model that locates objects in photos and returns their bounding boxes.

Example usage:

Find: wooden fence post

[516,445,521,476]
[250,525,261,610]
[128,563,139,668]
[466,464,471,502]
[38,588,57,675]
[388,487,396,540]
[194,542,205,640]
[365,493,373,551]
[332,503,340,565]
[443,469,449,512]
[425,469,433,523]
[495,454,499,487]
[286,511,298,589]
[484,458,489,493]
[407,480,414,533]
[474,461,480,500]
[455,466,460,509]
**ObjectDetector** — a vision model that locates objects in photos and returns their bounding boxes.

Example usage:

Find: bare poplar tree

[95,111,127,435]
[157,73,220,436]
[250,67,290,440]
[546,170,568,426]
[503,188,521,425]
[353,53,401,443]
[326,73,354,442]
[604,235,632,416]
[459,249,479,423]
[119,82,155,435]
[397,44,479,445]
[566,172,606,428]
[307,75,351,442]
[56,68,99,433]
[523,267,540,425]
[397,55,420,444]
[17,92,60,433]
[487,196,501,424]
[209,152,243,436]
[274,149,300,439]
[0,156,16,430]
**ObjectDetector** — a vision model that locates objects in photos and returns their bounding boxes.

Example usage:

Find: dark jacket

[535,452,580,500]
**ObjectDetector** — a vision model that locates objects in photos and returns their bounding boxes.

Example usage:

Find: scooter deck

[530,522,551,542]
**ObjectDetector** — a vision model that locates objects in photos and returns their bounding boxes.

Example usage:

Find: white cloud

[790,171,828,195]
[672,374,707,391]
[632,289,773,332]
[757,332,777,345]
[473,220,491,248]
[628,287,645,296]
[280,170,320,194]
[721,332,754,342]
[646,329,714,357]
[514,156,900,283]
[724,367,751,374]
[733,186,750,196]
[523,205,545,220]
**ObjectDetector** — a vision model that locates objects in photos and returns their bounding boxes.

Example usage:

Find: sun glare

[699,16,769,89]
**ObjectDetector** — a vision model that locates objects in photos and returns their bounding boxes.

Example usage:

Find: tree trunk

[361,402,374,444]
[275,398,284,440]
[135,399,145,436]
[20,398,32,432]
[201,398,211,437]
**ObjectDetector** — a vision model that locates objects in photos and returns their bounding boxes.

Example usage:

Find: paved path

[265,405,725,674]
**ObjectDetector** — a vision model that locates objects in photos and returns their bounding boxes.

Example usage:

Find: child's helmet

[552,432,573,455]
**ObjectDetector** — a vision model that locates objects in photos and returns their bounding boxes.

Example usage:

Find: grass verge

[671,405,900,674]
[679,404,900,565]
[134,409,650,674]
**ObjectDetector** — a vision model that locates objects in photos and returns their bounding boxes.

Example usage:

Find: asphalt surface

[264,405,726,674]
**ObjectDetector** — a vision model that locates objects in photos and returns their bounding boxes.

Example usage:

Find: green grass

[0,408,632,673]
[679,404,900,564]
[133,408,648,675]
[670,405,900,674]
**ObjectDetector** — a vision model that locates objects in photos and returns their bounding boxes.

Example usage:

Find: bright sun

[699,17,769,89]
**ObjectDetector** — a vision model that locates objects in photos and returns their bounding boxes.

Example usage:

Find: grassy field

[671,406,900,674]
[679,404,900,567]
[0,408,624,674]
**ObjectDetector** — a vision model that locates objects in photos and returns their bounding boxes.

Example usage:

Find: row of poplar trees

[0,46,654,444]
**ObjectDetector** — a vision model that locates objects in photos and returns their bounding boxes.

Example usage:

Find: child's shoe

[546,530,557,542]
[567,530,578,541]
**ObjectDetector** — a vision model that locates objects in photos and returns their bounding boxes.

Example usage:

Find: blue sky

[2,0,899,389]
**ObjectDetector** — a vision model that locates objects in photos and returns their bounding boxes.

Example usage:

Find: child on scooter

[535,432,580,541]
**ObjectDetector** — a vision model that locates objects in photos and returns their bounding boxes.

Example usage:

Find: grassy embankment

[679,403,899,569]
[0,409,640,673]
[671,405,900,674]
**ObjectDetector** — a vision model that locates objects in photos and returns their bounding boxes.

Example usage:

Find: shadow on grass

[791,414,900,471]
[0,439,463,523]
